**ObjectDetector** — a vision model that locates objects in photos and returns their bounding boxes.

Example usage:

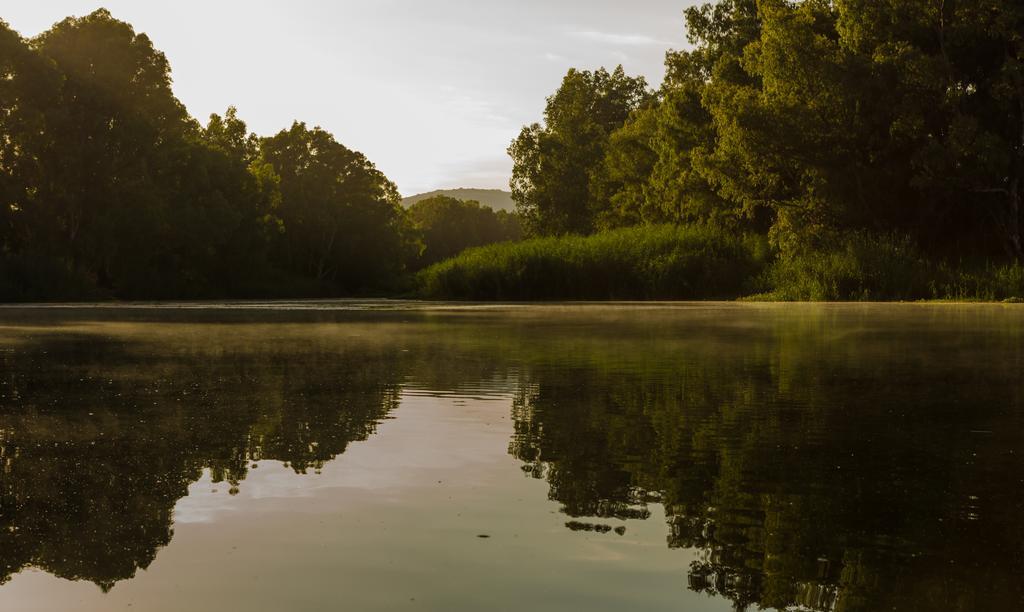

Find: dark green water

[0,303,1021,611]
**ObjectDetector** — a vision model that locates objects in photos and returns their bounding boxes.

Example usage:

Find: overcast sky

[4,1,697,196]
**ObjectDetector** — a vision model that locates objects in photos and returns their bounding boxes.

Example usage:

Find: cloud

[567,30,673,47]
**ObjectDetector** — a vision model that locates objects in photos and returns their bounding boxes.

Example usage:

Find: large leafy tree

[692,0,1024,258]
[259,122,409,290]
[834,0,1024,258]
[203,106,259,165]
[599,1,761,230]
[657,0,761,228]
[2,10,411,299]
[148,108,281,297]
[699,0,870,251]
[590,0,1024,261]
[406,195,522,268]
[4,11,289,298]
[0,20,61,257]
[595,106,661,228]
[509,66,652,236]
[31,9,195,289]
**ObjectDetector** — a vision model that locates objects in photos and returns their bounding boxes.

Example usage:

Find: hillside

[402,189,516,213]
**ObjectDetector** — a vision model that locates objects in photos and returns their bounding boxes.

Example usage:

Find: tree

[594,105,660,229]
[597,1,761,231]
[699,0,868,252]
[0,20,61,257]
[2,9,412,300]
[30,9,195,288]
[258,122,409,291]
[687,0,1024,258]
[8,10,289,298]
[406,195,522,267]
[834,0,1024,258]
[203,106,259,165]
[509,66,652,236]
[142,108,282,297]
[652,0,762,228]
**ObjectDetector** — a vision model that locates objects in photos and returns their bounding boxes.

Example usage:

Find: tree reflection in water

[0,322,403,590]
[506,307,1024,611]
[0,305,1022,611]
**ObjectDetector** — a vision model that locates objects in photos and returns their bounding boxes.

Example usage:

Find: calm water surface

[0,302,1022,611]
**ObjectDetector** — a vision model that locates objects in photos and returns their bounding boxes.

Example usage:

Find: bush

[417,224,767,300]
[755,233,1024,302]
[757,234,934,301]
[931,262,1024,302]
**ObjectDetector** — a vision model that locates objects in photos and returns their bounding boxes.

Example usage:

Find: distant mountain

[402,189,516,213]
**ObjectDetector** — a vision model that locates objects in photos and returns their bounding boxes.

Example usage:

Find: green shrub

[757,234,934,301]
[756,233,1024,302]
[417,224,767,300]
[931,262,1024,302]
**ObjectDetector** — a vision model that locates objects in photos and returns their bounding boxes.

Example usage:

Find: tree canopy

[406,195,522,268]
[259,122,408,289]
[511,0,1024,262]
[509,66,653,236]
[0,10,421,300]
[3,3,1023,301]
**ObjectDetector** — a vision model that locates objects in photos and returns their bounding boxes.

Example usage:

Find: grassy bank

[417,228,1024,302]
[755,234,1024,302]
[416,224,767,300]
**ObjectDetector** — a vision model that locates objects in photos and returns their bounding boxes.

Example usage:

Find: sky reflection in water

[0,303,1022,611]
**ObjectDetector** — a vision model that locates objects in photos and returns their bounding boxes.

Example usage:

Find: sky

[4,1,698,196]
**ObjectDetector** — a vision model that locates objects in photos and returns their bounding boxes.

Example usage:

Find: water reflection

[506,306,1024,611]
[0,323,403,590]
[0,304,1022,611]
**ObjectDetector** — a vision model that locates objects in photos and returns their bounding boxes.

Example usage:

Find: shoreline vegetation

[418,225,1024,302]
[2,3,1023,303]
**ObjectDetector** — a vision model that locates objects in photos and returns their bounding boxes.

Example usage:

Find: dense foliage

[417,224,766,300]
[4,3,1024,301]
[418,226,1024,300]
[0,11,417,300]
[509,0,1024,270]
[509,67,653,235]
[405,195,522,269]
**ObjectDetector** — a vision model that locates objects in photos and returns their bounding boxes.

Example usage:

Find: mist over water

[1,303,1022,611]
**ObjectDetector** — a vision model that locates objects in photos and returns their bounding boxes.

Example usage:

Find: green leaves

[504,0,1016,261]
[406,195,522,269]
[509,66,652,236]
[0,11,409,299]
[259,122,408,289]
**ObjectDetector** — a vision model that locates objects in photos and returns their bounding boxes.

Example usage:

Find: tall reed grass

[419,227,1024,302]
[417,224,767,300]
[755,234,1024,301]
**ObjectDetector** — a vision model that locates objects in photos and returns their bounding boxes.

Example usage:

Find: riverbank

[415,226,1024,302]
[4,225,1023,304]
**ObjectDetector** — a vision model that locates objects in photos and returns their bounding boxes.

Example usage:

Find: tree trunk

[314,224,337,281]
[1008,174,1022,261]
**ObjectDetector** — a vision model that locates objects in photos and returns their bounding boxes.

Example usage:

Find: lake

[0,302,1021,611]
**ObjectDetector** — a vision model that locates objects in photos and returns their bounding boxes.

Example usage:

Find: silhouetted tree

[259,122,410,291]
[406,195,522,267]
